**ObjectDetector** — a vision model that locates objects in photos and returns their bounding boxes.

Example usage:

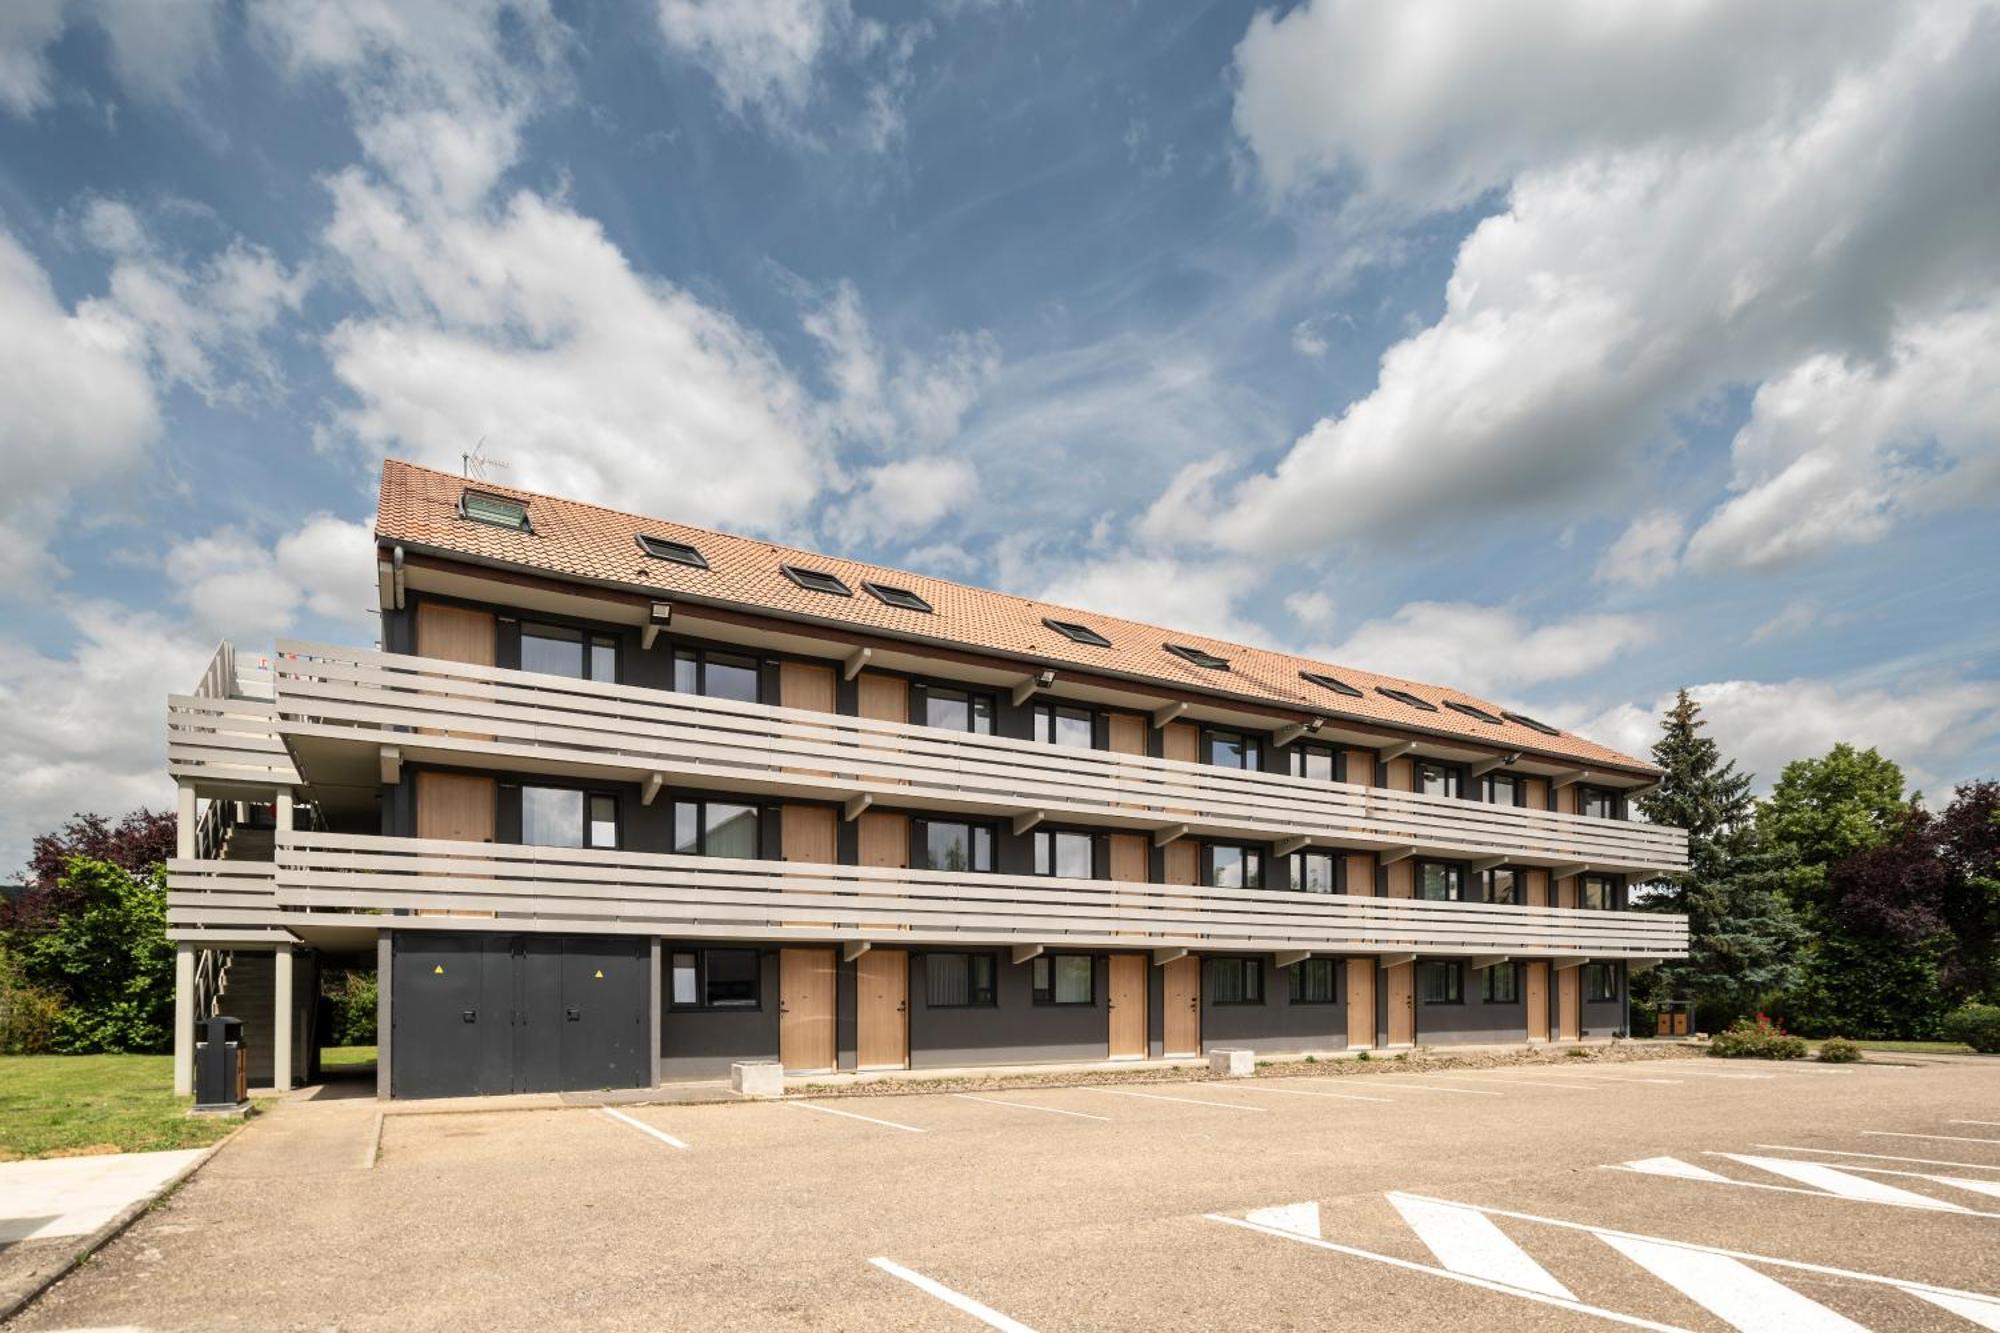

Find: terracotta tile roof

[376,460,1656,775]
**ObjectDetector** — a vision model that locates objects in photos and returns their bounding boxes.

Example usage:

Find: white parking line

[1863,1130,2000,1146]
[951,1093,1111,1122]
[600,1106,689,1150]
[1542,1072,1686,1085]
[1754,1144,2000,1172]
[1449,1074,1606,1090]
[869,1257,1037,1332]
[1222,1083,1397,1104]
[1601,1158,2000,1218]
[1352,1078,1502,1097]
[1084,1087,1269,1112]
[1777,1161,2000,1201]
[1953,1120,2000,1127]
[1388,1194,1577,1299]
[1708,1153,1970,1212]
[1596,1232,1865,1332]
[792,1101,926,1133]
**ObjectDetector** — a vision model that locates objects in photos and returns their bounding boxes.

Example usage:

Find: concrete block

[1208,1048,1254,1077]
[732,1061,785,1098]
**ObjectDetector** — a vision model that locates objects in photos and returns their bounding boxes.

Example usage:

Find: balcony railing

[168,643,298,792]
[269,641,1689,875]
[220,831,1684,958]
[164,859,292,944]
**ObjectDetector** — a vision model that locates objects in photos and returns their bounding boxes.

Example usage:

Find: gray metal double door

[392,932,647,1099]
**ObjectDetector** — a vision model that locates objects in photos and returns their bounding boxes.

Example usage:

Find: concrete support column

[275,786,294,834]
[273,948,294,1092]
[173,942,196,1096]
[176,785,197,859]
[376,932,392,1100]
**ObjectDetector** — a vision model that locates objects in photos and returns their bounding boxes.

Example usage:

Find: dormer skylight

[1503,710,1563,736]
[1300,670,1362,699]
[781,564,853,597]
[1043,618,1111,648]
[636,534,709,568]
[1444,700,1503,725]
[1376,686,1439,712]
[864,581,933,613]
[1165,643,1229,670]
[460,490,530,532]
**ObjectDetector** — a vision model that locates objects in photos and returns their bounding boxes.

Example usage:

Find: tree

[4,809,177,933]
[14,857,176,1053]
[1758,744,1910,918]
[1632,690,1804,1027]
[1932,782,2000,1005]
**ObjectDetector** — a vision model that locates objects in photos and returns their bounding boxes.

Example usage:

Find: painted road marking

[1620,1156,1733,1183]
[601,1106,689,1150]
[1754,1143,2000,1172]
[1953,1120,2000,1128]
[1603,1158,2000,1218]
[792,1101,926,1133]
[1207,1213,1690,1331]
[1449,1074,1607,1090]
[869,1257,1037,1332]
[1220,1083,1397,1104]
[1782,1162,2000,1202]
[1546,1072,1686,1085]
[1246,1201,1321,1237]
[1352,1078,1502,1097]
[1864,1130,2000,1146]
[951,1093,1111,1122]
[1710,1153,1970,1211]
[1085,1087,1269,1112]
[1388,1194,1576,1300]
[1596,1232,1865,1332]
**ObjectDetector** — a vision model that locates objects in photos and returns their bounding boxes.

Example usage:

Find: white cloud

[1571,676,2000,797]
[1206,0,2000,558]
[0,226,159,586]
[827,456,977,548]
[1283,588,1336,631]
[1593,509,1685,588]
[0,604,213,874]
[1320,602,1656,696]
[164,514,379,643]
[1290,319,1328,359]
[656,0,846,123]
[801,279,999,451]
[1684,299,2000,572]
[0,0,64,117]
[0,0,222,118]
[1748,598,1851,646]
[1032,555,1267,645]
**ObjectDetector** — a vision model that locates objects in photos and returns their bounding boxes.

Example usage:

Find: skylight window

[636,534,709,568]
[1165,643,1230,670]
[780,564,853,597]
[863,581,933,613]
[1043,618,1111,648]
[460,490,529,532]
[1503,710,1563,736]
[1300,670,1362,699]
[1444,700,1503,725]
[1376,686,1439,712]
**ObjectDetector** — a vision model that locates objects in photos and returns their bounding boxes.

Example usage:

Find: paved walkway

[0,1150,208,1246]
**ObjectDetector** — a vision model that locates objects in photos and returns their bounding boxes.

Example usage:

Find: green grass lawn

[1845,1039,1977,1054]
[320,1045,376,1068]
[0,1054,243,1161]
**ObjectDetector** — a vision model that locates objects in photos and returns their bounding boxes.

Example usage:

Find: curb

[0,1129,239,1326]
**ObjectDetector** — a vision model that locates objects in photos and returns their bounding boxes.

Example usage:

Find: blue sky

[2,0,1996,870]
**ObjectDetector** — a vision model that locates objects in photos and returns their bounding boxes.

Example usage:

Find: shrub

[321,970,378,1047]
[14,859,174,1053]
[0,945,64,1054]
[1564,1046,1591,1058]
[1941,1004,2000,1054]
[1816,1037,1861,1063]
[1709,1014,1807,1059]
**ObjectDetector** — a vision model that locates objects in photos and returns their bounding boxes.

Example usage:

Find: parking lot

[14,1053,2000,1331]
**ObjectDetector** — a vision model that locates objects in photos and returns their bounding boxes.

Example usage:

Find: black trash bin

[194,1015,248,1113]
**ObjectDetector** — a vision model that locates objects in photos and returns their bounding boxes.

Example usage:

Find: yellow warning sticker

[594,969,605,979]
[433,965,445,975]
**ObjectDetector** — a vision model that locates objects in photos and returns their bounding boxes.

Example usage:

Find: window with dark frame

[1444,700,1504,725]
[1300,670,1362,698]
[521,787,619,850]
[1293,849,1338,893]
[863,581,933,613]
[1032,829,1094,878]
[1032,954,1094,1004]
[1206,729,1263,770]
[925,953,997,1007]
[635,534,708,568]
[1503,710,1562,736]
[1578,875,1615,910]
[673,800,761,859]
[1583,962,1618,1002]
[780,564,852,596]
[1377,686,1439,712]
[1289,741,1337,782]
[522,622,618,683]
[919,819,995,873]
[1042,617,1111,648]
[670,948,759,1009]
[1164,642,1229,670]
[1033,702,1096,748]
[1485,772,1520,805]
[1417,761,1463,799]
[1419,861,1464,901]
[1289,957,1338,1004]
[1480,868,1519,905]
[1207,844,1264,890]
[923,685,996,735]
[1579,786,1621,820]
[1419,960,1463,1004]
[460,490,530,531]
[1482,961,1521,1004]
[1210,957,1263,1004]
[673,647,760,703]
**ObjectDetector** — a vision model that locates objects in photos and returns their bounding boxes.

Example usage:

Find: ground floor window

[1288,957,1338,1004]
[1481,961,1520,1003]
[669,948,760,1009]
[1419,960,1463,1004]
[1583,962,1618,1002]
[925,952,997,1007]
[1210,957,1264,1004]
[1032,953,1094,1004]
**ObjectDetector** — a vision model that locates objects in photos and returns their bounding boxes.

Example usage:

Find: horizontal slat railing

[165,859,293,943]
[271,641,1687,873]
[258,831,1688,959]
[167,694,299,787]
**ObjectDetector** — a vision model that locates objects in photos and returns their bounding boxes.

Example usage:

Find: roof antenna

[463,438,510,481]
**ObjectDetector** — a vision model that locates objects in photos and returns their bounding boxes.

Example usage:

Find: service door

[416,771,495,842]
[1107,954,1147,1058]
[1557,966,1582,1041]
[392,933,485,1099]
[482,935,561,1095]
[855,948,908,1070]
[780,947,838,1072]
[559,937,648,1092]
[1525,962,1551,1042]
[1386,961,1416,1045]
[782,805,838,864]
[1345,958,1376,1048]
[1162,955,1201,1056]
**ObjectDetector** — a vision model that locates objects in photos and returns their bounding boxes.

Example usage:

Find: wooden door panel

[1557,967,1581,1041]
[1526,962,1551,1041]
[1161,722,1198,764]
[1106,834,1148,884]
[779,948,837,1072]
[1525,869,1550,907]
[855,949,908,1070]
[1343,853,1375,895]
[1556,876,1578,909]
[855,672,908,722]
[1346,958,1376,1047]
[779,662,837,713]
[1108,954,1147,1058]
[1384,860,1414,899]
[1386,961,1415,1045]
[1384,756,1414,791]
[781,805,837,864]
[1346,750,1377,786]
[416,602,495,666]
[1162,840,1197,886]
[857,812,908,869]
[416,772,495,842]
[1163,955,1200,1055]
[1106,713,1147,756]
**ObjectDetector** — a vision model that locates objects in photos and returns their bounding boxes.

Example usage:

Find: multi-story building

[165,460,1689,1099]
